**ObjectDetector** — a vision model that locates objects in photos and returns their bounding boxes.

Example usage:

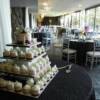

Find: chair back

[94,39,100,51]
[63,38,70,49]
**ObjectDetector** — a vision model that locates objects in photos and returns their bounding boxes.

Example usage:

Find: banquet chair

[62,38,77,64]
[86,39,100,70]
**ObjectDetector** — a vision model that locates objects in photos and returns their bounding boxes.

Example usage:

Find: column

[25,7,29,28]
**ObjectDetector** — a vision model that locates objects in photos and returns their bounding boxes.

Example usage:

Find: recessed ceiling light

[42,2,48,6]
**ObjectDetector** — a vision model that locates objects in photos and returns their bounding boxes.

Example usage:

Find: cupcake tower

[0,38,58,98]
[0,65,58,96]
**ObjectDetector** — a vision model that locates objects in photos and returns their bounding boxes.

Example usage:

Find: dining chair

[62,38,77,64]
[86,39,100,70]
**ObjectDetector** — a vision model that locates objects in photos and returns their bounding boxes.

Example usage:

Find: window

[95,7,100,32]
[85,8,95,31]
[71,12,80,29]
[65,15,71,28]
[80,10,85,30]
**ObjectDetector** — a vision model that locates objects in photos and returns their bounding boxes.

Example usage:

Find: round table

[0,65,95,100]
[70,39,94,65]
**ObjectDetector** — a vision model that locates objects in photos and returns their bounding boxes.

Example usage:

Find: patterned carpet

[47,45,100,100]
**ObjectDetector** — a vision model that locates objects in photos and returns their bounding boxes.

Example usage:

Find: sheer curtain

[0,0,12,56]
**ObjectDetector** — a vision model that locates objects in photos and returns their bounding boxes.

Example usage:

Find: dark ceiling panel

[10,0,38,7]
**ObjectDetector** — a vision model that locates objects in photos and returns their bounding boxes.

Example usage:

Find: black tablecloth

[0,65,95,100]
[70,41,93,65]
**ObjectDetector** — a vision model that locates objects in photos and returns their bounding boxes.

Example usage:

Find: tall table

[69,39,94,66]
[0,64,95,100]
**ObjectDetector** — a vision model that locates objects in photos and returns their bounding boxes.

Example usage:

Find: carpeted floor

[47,44,100,100]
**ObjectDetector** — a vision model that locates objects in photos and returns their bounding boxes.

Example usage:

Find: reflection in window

[65,15,71,28]
[71,12,80,29]
[95,7,100,32]
[80,10,85,30]
[60,16,65,27]
[86,8,95,31]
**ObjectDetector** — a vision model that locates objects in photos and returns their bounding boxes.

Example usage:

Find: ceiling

[10,0,100,16]
[38,0,100,16]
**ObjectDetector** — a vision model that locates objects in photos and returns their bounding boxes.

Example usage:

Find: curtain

[0,0,12,56]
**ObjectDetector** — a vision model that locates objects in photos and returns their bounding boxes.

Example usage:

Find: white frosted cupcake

[26,78,34,86]
[0,63,6,71]
[12,64,20,74]
[34,74,40,81]
[3,49,10,57]
[28,66,36,76]
[19,51,26,59]
[36,80,44,89]
[7,81,14,91]
[35,63,40,73]
[10,49,18,58]
[0,78,7,88]
[26,51,33,60]
[5,64,12,73]
[31,85,41,96]
[23,84,31,94]
[20,65,28,75]
[14,81,22,92]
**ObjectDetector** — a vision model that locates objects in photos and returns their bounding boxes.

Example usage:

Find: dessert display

[16,30,31,44]
[0,36,58,98]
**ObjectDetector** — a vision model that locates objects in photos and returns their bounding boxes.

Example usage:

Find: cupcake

[5,64,12,73]
[36,80,44,88]
[19,51,26,59]
[0,63,6,71]
[31,85,41,96]
[20,65,28,75]
[35,63,40,73]
[23,84,31,94]
[26,78,34,86]
[0,78,7,88]
[26,51,33,60]
[12,64,20,74]
[3,49,10,57]
[14,81,22,92]
[34,74,40,81]
[10,49,18,58]
[7,81,14,91]
[28,66,36,76]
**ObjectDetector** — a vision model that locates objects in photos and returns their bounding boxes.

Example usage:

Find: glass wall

[95,7,100,32]
[71,12,80,29]
[85,8,95,31]
[64,15,71,28]
[60,5,100,32]
[80,10,85,30]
